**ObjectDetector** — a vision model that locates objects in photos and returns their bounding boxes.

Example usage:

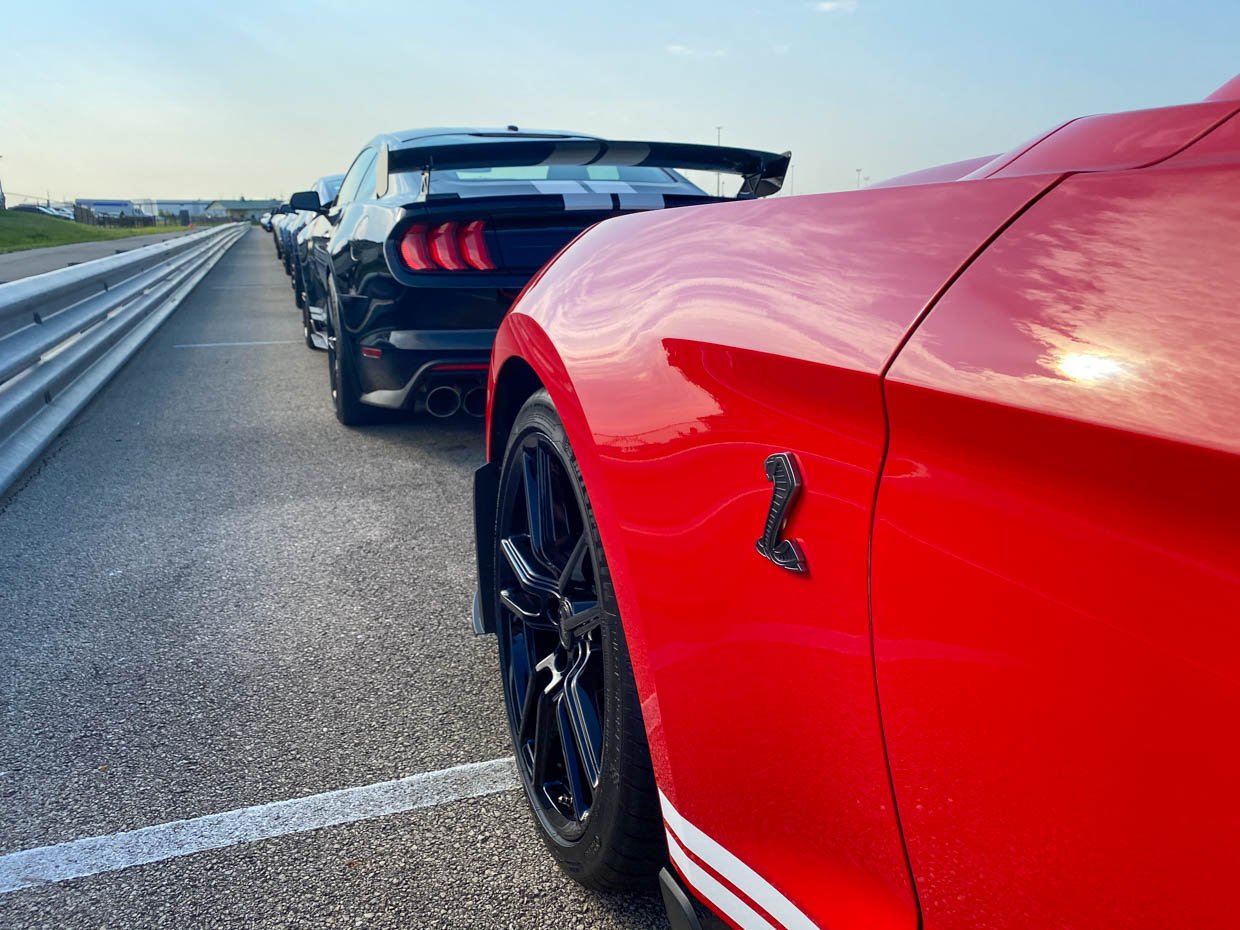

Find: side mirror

[289,190,323,213]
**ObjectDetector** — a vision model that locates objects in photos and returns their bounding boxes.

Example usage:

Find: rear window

[439,165,676,183]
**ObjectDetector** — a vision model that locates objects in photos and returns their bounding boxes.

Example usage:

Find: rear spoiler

[385,139,792,198]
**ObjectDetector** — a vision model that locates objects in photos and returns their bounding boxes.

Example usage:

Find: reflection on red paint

[875,157,1240,929]
[485,84,1240,930]
[890,165,1240,455]
[492,176,1055,930]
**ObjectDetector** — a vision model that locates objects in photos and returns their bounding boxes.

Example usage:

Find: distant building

[76,199,138,217]
[205,199,282,221]
[132,199,213,218]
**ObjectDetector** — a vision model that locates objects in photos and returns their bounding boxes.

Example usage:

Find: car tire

[326,277,385,425]
[493,389,664,890]
[293,259,306,310]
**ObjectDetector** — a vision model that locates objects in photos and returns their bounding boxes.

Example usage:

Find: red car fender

[484,78,1240,930]
[485,178,1060,930]
[489,310,673,779]
[874,127,1240,930]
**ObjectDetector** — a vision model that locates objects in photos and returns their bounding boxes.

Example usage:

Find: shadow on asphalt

[344,413,486,459]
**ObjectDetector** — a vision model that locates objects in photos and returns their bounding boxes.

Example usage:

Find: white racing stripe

[659,789,820,930]
[598,142,651,166]
[617,193,665,210]
[537,142,601,165]
[0,757,518,894]
[583,181,636,194]
[532,180,589,195]
[561,194,615,211]
[667,830,779,930]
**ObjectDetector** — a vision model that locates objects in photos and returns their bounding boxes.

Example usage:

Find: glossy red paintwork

[870,153,998,188]
[983,100,1238,177]
[876,153,1240,929]
[485,80,1240,930]
[1162,109,1240,167]
[491,177,1052,930]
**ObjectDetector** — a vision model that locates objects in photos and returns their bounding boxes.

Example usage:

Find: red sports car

[472,74,1240,930]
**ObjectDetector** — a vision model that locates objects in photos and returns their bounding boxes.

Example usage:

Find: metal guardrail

[0,224,247,497]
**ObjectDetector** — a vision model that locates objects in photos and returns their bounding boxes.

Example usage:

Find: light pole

[856,167,862,189]
[0,155,5,211]
[715,126,723,196]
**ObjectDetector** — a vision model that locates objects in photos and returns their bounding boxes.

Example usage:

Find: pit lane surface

[0,229,669,929]
[0,229,193,283]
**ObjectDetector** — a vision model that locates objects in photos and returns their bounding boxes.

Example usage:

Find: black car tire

[494,389,664,890]
[326,277,385,425]
[293,258,306,309]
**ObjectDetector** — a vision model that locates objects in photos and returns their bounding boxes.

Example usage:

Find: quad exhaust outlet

[425,385,462,418]
[462,386,486,418]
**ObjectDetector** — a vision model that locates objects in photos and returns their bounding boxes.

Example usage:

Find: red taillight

[399,224,434,270]
[399,221,496,272]
[458,220,495,270]
[428,223,469,271]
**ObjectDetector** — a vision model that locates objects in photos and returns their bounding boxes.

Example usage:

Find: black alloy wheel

[293,257,306,309]
[325,277,382,425]
[494,390,663,889]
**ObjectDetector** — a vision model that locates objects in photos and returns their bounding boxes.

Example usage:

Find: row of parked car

[8,203,74,220]
[268,81,1240,930]
[258,126,789,425]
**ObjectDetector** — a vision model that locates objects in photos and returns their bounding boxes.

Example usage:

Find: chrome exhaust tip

[425,385,462,418]
[462,386,486,418]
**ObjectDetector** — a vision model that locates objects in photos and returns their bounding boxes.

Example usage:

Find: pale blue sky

[1,1,1236,202]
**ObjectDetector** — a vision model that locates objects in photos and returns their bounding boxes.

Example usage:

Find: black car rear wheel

[326,277,384,425]
[293,258,306,309]
[494,389,663,890]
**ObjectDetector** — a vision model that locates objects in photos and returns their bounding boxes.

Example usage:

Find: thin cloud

[664,43,727,58]
[812,1,858,11]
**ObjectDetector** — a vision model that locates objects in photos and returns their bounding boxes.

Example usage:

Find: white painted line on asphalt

[173,340,300,348]
[0,756,519,894]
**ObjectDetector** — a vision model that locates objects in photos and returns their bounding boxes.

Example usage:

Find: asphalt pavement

[0,229,669,929]
[0,229,193,283]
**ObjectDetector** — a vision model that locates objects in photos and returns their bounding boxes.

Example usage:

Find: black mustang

[289,127,789,424]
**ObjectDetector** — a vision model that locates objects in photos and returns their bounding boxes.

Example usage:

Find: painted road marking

[0,757,519,893]
[173,340,300,348]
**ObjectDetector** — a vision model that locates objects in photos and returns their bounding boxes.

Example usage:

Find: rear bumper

[357,328,495,411]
